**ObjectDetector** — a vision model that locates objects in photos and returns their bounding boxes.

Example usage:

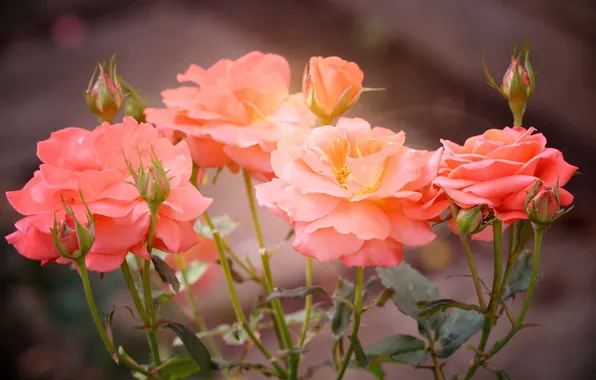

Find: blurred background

[1,0,596,379]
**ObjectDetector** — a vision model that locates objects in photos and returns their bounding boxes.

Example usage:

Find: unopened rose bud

[51,196,95,259]
[85,57,124,123]
[126,148,171,210]
[302,56,364,124]
[482,41,535,126]
[455,205,484,235]
[502,58,532,101]
[526,188,560,225]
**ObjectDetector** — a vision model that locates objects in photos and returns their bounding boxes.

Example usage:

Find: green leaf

[496,370,514,380]
[166,321,213,379]
[260,286,328,307]
[367,363,385,379]
[352,335,369,367]
[451,376,463,380]
[437,309,484,358]
[331,278,355,340]
[417,299,481,318]
[377,262,444,339]
[176,261,209,292]
[503,250,532,300]
[377,262,440,318]
[151,255,181,293]
[365,334,428,366]
[195,215,239,238]
[159,355,202,380]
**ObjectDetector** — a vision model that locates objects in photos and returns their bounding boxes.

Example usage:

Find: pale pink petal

[186,136,232,168]
[387,207,437,246]
[304,202,391,240]
[341,239,404,267]
[292,223,364,262]
[224,144,272,174]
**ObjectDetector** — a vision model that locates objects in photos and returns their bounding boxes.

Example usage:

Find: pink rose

[5,117,212,272]
[435,126,577,226]
[145,51,315,182]
[256,117,446,267]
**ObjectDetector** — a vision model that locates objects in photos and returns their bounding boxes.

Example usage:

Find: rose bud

[85,57,124,123]
[526,187,560,225]
[302,56,364,124]
[455,205,484,236]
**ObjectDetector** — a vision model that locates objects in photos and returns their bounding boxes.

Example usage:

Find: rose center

[334,163,351,189]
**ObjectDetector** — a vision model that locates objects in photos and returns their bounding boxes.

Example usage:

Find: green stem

[204,212,287,379]
[242,169,296,378]
[459,235,486,309]
[142,210,161,366]
[180,266,220,357]
[497,222,532,308]
[508,100,526,127]
[77,260,116,354]
[508,223,518,257]
[299,258,314,348]
[429,338,446,380]
[470,220,503,376]
[335,267,364,380]
[78,259,154,377]
[121,259,149,323]
[464,227,544,379]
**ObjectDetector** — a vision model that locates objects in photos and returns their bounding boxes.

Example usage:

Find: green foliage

[417,299,481,318]
[364,334,428,366]
[166,321,214,379]
[330,278,356,340]
[436,309,484,358]
[158,355,202,380]
[377,262,444,338]
[503,250,534,300]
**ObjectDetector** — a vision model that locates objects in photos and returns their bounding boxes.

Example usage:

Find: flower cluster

[3,47,580,380]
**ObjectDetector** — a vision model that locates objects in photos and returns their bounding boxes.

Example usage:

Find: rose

[302,56,364,121]
[145,51,315,182]
[5,117,212,272]
[435,126,577,231]
[256,117,446,267]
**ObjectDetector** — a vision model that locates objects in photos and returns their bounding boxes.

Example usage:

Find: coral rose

[435,126,577,226]
[5,117,213,272]
[302,56,364,121]
[145,51,315,182]
[256,117,446,267]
